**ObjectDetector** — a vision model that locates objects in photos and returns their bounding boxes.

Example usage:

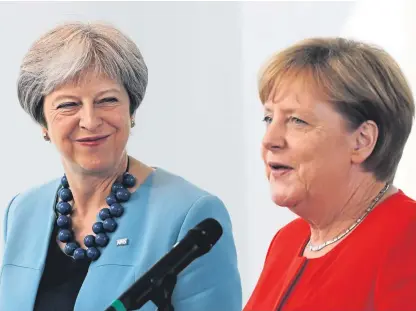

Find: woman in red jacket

[245,38,416,311]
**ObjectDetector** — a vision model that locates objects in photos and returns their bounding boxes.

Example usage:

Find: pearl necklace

[306,183,390,252]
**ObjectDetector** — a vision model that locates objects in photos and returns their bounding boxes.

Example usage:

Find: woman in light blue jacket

[0,22,241,311]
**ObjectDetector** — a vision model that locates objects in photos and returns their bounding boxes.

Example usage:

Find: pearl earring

[43,132,50,141]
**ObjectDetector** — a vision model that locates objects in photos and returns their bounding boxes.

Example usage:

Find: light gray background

[3,0,415,304]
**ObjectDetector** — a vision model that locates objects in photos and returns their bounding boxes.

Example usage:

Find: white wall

[341,0,416,199]
[7,0,416,305]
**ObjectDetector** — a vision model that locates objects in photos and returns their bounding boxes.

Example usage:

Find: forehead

[63,71,120,89]
[264,77,327,113]
[49,71,123,96]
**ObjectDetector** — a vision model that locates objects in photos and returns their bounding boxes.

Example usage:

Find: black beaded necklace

[55,158,136,261]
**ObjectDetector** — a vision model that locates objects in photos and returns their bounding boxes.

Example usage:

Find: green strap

[110,300,127,311]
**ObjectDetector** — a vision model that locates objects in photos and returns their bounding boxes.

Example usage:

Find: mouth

[76,135,110,146]
[268,162,294,176]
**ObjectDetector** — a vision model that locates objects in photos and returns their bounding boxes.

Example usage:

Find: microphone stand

[125,271,177,311]
[149,272,177,311]
[105,271,177,311]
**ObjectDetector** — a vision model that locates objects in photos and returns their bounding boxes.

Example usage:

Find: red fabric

[245,190,416,311]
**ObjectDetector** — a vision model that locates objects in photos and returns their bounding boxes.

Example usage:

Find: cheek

[261,147,271,178]
[107,111,130,132]
[49,118,77,142]
[290,133,319,163]
[111,117,131,150]
[289,133,333,181]
[297,135,350,183]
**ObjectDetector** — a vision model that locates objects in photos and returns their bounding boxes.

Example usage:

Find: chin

[271,194,294,208]
[270,185,299,209]
[75,157,116,174]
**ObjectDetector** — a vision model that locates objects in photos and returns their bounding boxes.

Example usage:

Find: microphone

[105,218,223,311]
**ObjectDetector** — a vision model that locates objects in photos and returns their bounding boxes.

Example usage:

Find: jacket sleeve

[171,195,242,311]
[374,220,416,311]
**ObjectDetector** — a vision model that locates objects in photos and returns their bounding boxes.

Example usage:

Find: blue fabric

[0,168,242,311]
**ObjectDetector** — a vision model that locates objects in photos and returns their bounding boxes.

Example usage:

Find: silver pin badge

[116,238,129,246]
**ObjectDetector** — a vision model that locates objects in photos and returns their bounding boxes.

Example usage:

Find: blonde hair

[259,38,414,182]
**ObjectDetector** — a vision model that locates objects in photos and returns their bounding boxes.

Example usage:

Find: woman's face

[43,72,132,174]
[261,79,356,210]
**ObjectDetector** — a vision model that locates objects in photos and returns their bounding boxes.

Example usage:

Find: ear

[350,120,378,164]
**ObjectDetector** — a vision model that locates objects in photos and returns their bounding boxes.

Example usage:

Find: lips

[268,162,294,177]
[76,135,110,142]
[268,162,293,170]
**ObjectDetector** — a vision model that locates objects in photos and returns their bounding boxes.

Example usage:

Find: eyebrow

[263,104,297,115]
[95,88,121,97]
[52,88,121,105]
[264,93,308,115]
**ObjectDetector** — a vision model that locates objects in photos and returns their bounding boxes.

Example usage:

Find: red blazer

[245,190,416,311]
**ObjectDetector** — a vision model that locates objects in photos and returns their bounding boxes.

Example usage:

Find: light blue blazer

[0,168,242,311]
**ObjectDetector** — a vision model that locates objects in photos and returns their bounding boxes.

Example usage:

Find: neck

[300,175,395,246]
[62,155,129,217]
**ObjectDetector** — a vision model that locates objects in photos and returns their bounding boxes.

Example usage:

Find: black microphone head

[191,218,223,255]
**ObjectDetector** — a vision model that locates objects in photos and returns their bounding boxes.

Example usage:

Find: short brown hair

[259,37,414,182]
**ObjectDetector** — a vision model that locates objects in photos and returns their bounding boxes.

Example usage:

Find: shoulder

[3,178,60,243]
[145,168,229,219]
[146,167,213,200]
[6,178,60,216]
[387,189,416,222]
[373,191,416,309]
[381,190,416,248]
[138,168,234,241]
[372,190,416,243]
[4,179,60,227]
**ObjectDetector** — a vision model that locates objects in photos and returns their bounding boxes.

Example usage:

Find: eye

[289,116,307,125]
[97,97,119,104]
[57,102,78,109]
[262,116,272,124]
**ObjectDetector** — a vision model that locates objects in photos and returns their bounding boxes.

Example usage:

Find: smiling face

[43,71,132,175]
[261,77,357,211]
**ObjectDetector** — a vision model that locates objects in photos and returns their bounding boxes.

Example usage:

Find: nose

[262,119,286,151]
[79,103,103,131]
